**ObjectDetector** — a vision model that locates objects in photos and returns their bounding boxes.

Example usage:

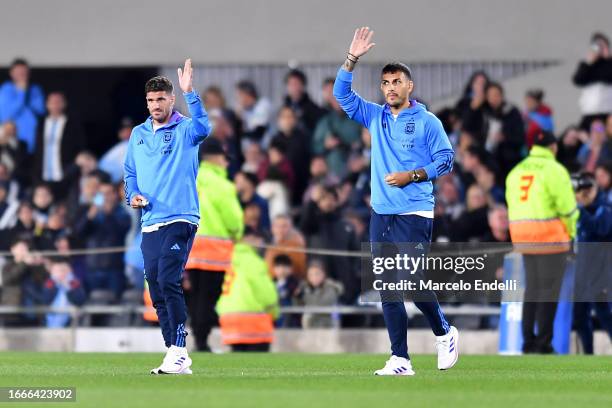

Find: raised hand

[177,58,193,93]
[349,27,376,58]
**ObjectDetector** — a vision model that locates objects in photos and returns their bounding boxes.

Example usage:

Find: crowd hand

[177,58,193,93]
[324,134,341,150]
[385,172,411,187]
[348,27,376,58]
[130,195,148,209]
[87,204,99,219]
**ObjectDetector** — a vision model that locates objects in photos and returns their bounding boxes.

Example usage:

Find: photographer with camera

[573,32,612,130]
[572,172,612,354]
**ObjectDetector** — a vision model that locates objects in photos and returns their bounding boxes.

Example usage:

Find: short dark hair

[486,81,504,94]
[591,32,610,47]
[236,80,258,99]
[238,171,259,188]
[285,69,307,86]
[381,62,412,80]
[10,58,28,69]
[145,76,173,95]
[273,254,293,267]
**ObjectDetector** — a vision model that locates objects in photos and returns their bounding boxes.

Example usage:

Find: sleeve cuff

[336,68,353,82]
[183,91,199,103]
[423,164,438,181]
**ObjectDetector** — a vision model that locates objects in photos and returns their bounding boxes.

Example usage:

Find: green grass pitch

[0,352,610,408]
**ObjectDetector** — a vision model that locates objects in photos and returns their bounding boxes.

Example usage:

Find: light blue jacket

[124,91,212,227]
[333,68,454,214]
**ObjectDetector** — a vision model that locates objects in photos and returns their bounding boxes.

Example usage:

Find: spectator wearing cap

[0,58,45,154]
[572,32,612,130]
[313,83,362,179]
[235,80,271,141]
[98,118,133,183]
[185,136,244,351]
[283,69,325,134]
[524,89,554,149]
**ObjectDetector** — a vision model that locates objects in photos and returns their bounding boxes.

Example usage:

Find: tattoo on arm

[343,57,356,72]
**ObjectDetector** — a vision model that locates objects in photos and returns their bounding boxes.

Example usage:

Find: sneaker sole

[439,327,459,370]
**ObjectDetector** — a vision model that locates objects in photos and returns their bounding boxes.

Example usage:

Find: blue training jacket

[333,68,454,214]
[124,91,212,228]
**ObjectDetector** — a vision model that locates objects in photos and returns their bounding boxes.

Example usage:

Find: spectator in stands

[524,89,554,149]
[302,155,339,203]
[98,118,133,183]
[235,80,271,141]
[271,254,300,327]
[74,182,131,300]
[7,238,48,325]
[312,87,362,179]
[294,260,343,328]
[320,77,336,112]
[0,183,20,247]
[269,106,311,205]
[42,258,87,328]
[243,202,270,240]
[0,58,45,154]
[31,183,55,232]
[572,172,612,354]
[577,119,612,172]
[257,138,295,192]
[557,125,588,173]
[594,162,612,203]
[283,69,324,133]
[463,82,526,178]
[33,92,85,199]
[455,70,489,121]
[450,184,491,242]
[474,161,505,204]
[36,205,68,251]
[207,109,242,177]
[7,202,35,245]
[203,85,242,137]
[299,185,360,304]
[234,171,270,230]
[65,151,106,214]
[0,121,29,187]
[265,214,307,279]
[0,238,46,326]
[240,142,265,174]
[482,205,510,243]
[572,32,612,130]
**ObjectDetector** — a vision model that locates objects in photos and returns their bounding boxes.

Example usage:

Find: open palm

[177,58,193,93]
[349,27,376,58]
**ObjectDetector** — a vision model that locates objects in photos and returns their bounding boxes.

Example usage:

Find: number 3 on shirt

[519,174,534,201]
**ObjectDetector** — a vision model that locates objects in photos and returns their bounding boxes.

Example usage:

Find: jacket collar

[145,110,185,131]
[529,145,555,159]
[201,161,228,178]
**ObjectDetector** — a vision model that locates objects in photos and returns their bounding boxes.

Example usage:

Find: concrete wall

[1,328,610,354]
[1,0,611,66]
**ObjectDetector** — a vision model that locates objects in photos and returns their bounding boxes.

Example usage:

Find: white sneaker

[374,355,415,376]
[436,326,459,370]
[150,346,192,375]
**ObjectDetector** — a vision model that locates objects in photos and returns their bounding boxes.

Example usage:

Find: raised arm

[178,58,212,145]
[333,27,381,128]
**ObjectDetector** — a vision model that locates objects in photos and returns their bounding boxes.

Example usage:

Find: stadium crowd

[0,33,611,345]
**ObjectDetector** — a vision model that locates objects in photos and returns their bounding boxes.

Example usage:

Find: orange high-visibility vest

[143,282,158,322]
[185,235,234,271]
[219,313,274,345]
